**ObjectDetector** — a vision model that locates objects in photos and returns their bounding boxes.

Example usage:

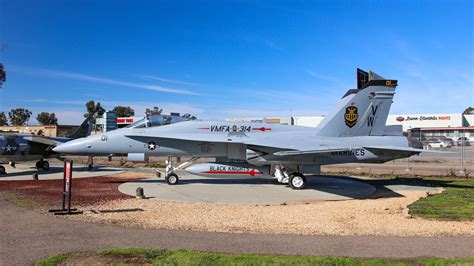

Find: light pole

[460,129,465,174]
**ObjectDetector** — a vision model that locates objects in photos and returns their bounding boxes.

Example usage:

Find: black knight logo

[344,106,358,128]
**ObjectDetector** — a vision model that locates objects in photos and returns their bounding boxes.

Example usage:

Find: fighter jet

[54,69,429,189]
[0,118,92,175]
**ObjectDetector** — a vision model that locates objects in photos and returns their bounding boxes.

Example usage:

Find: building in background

[0,124,80,137]
[96,111,117,132]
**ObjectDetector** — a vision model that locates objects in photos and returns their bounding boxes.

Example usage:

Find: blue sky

[0,0,473,124]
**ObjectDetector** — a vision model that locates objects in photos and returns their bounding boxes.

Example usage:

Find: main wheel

[289,173,306,190]
[165,173,179,185]
[0,165,6,175]
[42,161,50,171]
[35,161,42,170]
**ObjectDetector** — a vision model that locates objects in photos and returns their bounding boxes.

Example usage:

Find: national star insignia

[147,141,157,150]
[5,145,13,152]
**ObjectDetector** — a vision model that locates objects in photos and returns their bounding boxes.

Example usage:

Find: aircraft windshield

[126,119,150,128]
[126,115,186,128]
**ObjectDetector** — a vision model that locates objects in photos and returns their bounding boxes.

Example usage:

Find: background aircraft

[0,118,92,175]
[54,69,428,189]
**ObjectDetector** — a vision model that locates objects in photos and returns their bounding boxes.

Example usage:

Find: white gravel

[71,190,474,237]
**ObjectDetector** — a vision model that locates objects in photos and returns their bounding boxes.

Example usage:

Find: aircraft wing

[362,146,453,154]
[125,134,348,156]
[23,136,61,147]
[125,134,292,149]
[272,147,349,156]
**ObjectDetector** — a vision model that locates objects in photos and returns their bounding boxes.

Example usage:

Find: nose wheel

[36,160,50,171]
[0,165,6,175]
[289,173,306,190]
[165,173,179,185]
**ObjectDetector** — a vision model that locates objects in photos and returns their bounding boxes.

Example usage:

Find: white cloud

[10,66,198,95]
[139,75,200,86]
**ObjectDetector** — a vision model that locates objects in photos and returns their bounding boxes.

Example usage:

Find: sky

[0,0,473,125]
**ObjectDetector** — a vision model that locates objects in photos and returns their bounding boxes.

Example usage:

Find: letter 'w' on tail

[316,68,398,137]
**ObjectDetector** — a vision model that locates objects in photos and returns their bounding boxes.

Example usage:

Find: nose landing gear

[36,159,50,171]
[165,173,179,185]
[160,156,200,185]
[0,165,6,175]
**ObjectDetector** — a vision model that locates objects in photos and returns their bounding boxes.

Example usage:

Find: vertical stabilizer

[316,69,397,137]
[67,118,93,139]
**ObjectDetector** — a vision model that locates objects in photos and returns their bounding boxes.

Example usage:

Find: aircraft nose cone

[53,138,86,154]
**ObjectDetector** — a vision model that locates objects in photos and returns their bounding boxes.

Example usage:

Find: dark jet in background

[0,118,92,175]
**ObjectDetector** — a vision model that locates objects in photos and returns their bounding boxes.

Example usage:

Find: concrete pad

[118,174,377,204]
[0,163,124,181]
[385,184,438,192]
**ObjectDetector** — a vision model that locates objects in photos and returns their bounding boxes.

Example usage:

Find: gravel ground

[70,189,474,237]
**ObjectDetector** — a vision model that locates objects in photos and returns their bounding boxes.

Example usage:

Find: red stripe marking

[197,127,210,130]
[252,127,272,132]
[203,169,263,176]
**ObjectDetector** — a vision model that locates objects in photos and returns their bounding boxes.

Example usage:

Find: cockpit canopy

[126,114,189,128]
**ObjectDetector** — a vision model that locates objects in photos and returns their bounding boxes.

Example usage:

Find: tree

[182,113,197,120]
[145,107,162,116]
[84,100,106,131]
[36,112,58,125]
[113,106,135,117]
[8,108,32,126]
[84,100,105,119]
[463,107,474,114]
[0,63,6,88]
[0,112,8,126]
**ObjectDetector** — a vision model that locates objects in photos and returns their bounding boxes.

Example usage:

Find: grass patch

[407,177,474,221]
[35,254,69,266]
[36,248,474,266]
[1,192,43,208]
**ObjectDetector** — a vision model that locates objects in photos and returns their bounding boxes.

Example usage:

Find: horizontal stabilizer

[24,136,60,146]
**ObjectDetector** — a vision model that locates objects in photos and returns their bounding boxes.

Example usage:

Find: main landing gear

[162,156,199,185]
[0,165,6,175]
[274,165,306,190]
[289,173,306,190]
[86,156,94,170]
[36,159,50,170]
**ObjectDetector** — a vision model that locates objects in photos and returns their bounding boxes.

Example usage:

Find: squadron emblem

[344,106,358,128]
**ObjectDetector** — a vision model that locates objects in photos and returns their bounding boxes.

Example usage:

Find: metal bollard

[136,187,145,199]
[32,172,39,180]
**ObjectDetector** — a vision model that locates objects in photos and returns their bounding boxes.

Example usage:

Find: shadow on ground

[132,175,410,200]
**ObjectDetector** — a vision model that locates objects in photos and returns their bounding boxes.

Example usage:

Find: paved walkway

[1,198,473,265]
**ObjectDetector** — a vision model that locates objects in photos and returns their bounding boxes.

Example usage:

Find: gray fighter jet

[0,118,92,175]
[54,69,429,189]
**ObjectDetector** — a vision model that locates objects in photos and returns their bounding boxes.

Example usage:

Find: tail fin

[67,118,93,139]
[316,69,397,137]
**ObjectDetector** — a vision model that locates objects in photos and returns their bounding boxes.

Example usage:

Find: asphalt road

[1,198,473,265]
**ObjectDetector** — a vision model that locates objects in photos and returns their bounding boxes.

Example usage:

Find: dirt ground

[0,172,149,207]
